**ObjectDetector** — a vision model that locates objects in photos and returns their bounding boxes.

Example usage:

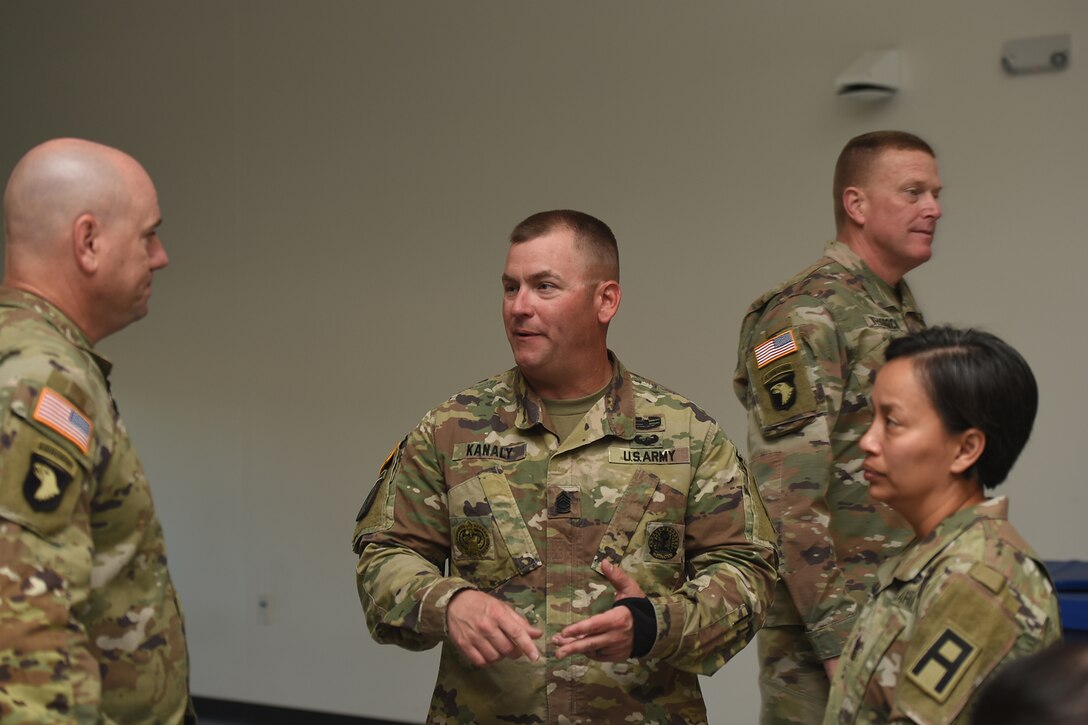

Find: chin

[867,482,892,503]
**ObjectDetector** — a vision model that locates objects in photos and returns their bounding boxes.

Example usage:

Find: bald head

[4,139,143,254]
[2,138,168,342]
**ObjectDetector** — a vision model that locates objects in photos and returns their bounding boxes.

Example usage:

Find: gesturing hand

[446,589,543,667]
[552,560,647,661]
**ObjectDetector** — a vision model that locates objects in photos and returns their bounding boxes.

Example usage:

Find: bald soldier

[734,131,940,723]
[0,139,192,723]
[354,210,777,724]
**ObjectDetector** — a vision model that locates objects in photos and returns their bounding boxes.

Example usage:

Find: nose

[924,192,941,220]
[859,423,879,455]
[150,236,169,271]
[506,288,533,318]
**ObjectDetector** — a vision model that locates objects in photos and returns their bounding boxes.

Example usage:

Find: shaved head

[4,138,141,255]
[2,139,168,342]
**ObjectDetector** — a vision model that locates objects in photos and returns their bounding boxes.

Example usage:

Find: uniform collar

[0,287,114,379]
[823,240,922,317]
[513,351,636,441]
[878,496,1010,587]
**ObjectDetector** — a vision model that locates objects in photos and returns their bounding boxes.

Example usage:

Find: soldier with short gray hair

[354,209,777,724]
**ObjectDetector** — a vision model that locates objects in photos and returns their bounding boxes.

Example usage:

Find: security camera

[1001,34,1071,75]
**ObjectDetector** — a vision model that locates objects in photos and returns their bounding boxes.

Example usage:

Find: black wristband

[612,597,657,658]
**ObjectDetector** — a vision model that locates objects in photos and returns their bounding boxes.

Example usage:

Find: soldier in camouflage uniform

[825,327,1061,724]
[734,132,940,724]
[0,139,192,723]
[354,210,777,724]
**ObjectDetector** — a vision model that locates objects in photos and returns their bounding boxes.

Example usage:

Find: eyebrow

[502,270,564,284]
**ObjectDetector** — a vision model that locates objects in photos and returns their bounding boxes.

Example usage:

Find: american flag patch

[753,329,798,368]
[33,387,93,455]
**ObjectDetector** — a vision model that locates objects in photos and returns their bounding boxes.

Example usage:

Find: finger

[601,559,644,599]
[558,608,626,640]
[482,624,521,660]
[498,618,542,662]
[555,633,628,661]
[461,639,500,668]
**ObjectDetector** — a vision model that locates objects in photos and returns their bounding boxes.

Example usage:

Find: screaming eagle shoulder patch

[752,352,818,434]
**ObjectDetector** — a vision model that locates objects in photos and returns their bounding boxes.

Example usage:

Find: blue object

[1045,560,1088,641]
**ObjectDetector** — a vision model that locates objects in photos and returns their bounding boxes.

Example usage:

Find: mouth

[862,465,883,483]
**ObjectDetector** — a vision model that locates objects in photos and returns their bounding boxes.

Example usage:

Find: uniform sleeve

[735,302,858,659]
[889,559,1062,725]
[0,380,103,723]
[644,425,778,673]
[353,419,476,651]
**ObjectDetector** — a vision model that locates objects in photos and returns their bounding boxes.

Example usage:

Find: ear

[596,280,621,325]
[842,186,867,226]
[950,428,985,477]
[72,212,100,274]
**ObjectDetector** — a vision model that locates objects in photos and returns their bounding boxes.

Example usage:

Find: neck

[2,278,99,344]
[837,232,904,287]
[524,354,612,400]
[909,480,985,539]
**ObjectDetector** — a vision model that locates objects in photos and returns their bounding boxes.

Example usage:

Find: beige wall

[1,2,1085,722]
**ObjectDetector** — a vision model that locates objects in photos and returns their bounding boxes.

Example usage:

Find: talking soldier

[0,139,192,723]
[734,131,941,724]
[354,210,777,724]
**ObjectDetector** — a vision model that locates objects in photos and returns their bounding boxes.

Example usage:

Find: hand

[446,589,542,668]
[823,656,839,679]
[552,559,647,661]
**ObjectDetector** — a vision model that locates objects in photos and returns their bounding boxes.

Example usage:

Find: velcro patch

[353,437,405,546]
[752,329,798,369]
[33,387,93,455]
[865,315,902,331]
[452,519,493,560]
[752,359,818,433]
[452,441,527,462]
[645,522,683,564]
[635,416,663,432]
[906,625,979,703]
[549,486,579,518]
[0,434,84,538]
[608,447,690,465]
[897,575,1018,722]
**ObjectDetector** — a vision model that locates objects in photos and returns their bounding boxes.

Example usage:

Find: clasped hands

[445,559,645,667]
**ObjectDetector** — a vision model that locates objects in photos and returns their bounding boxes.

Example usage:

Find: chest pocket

[841,595,910,717]
[448,471,541,591]
[592,468,687,592]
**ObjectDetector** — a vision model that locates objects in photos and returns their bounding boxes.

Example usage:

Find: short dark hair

[833,130,936,230]
[509,209,619,281]
[884,327,1037,488]
[972,643,1088,725]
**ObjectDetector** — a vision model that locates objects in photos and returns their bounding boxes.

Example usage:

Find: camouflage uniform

[354,355,777,724]
[0,289,192,724]
[734,241,925,723]
[824,497,1061,724]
